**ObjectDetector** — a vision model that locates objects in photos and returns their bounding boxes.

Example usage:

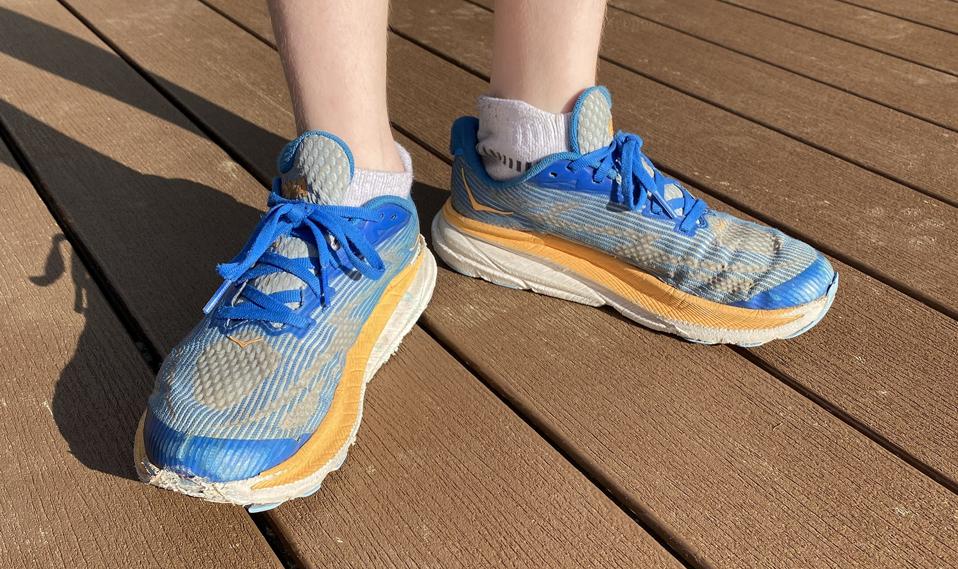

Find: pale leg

[489,0,608,113]
[268,0,402,171]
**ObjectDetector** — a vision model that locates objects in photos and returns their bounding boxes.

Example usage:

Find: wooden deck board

[722,0,958,75]
[599,2,958,205]
[607,0,958,136]
[0,139,282,569]
[264,329,681,569]
[423,270,958,569]
[71,0,958,567]
[0,1,681,567]
[839,0,958,33]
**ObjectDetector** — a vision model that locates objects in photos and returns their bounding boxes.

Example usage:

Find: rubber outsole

[134,239,437,510]
[432,205,837,347]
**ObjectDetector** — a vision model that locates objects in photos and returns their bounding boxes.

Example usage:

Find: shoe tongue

[277,131,355,205]
[569,86,614,155]
[233,131,353,316]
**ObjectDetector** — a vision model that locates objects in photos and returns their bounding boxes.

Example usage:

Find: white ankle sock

[345,143,413,206]
[476,96,570,181]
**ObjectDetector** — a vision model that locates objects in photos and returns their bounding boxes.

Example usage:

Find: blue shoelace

[570,132,708,233]
[203,190,385,328]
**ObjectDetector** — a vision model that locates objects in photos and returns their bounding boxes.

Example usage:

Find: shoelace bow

[203,188,385,328]
[570,132,708,233]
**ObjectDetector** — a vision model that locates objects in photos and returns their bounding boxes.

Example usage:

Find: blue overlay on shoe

[144,411,304,482]
[574,133,707,234]
[731,254,835,309]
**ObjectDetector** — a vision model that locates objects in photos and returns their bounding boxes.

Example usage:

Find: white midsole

[431,212,836,347]
[134,237,437,506]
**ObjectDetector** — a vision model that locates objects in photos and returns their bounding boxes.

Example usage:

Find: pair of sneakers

[136,87,837,510]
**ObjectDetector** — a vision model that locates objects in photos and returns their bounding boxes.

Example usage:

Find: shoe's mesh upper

[148,132,420,444]
[149,222,419,442]
[278,133,353,205]
[451,159,819,306]
[450,86,828,308]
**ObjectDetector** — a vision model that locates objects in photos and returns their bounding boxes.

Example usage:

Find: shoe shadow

[0,3,282,480]
[410,180,449,243]
[10,103,261,481]
[31,232,148,480]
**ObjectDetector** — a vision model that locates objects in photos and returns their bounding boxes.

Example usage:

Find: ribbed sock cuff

[476,95,571,180]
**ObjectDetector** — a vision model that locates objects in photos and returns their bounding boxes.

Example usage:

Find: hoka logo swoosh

[226,335,263,349]
[461,169,512,216]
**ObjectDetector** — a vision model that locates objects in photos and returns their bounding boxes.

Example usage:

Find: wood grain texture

[82,1,958,567]
[598,4,958,206]
[838,0,958,33]
[474,0,958,204]
[0,141,282,568]
[608,1,958,134]
[608,0,958,132]
[722,0,958,75]
[266,327,679,569]
[0,0,680,567]
[424,264,958,569]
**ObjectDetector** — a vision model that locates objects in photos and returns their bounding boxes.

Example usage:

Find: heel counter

[449,116,479,214]
[449,156,469,215]
[449,116,479,158]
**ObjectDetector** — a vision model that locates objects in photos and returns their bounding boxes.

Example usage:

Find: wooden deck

[1,0,956,567]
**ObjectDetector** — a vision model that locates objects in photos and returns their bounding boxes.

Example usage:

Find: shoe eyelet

[390,213,397,220]
[378,213,385,220]
[549,172,558,178]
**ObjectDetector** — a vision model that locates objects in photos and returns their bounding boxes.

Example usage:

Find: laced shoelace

[202,189,385,328]
[570,132,708,233]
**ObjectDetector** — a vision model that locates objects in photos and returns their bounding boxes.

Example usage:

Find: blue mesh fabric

[147,212,419,445]
[451,154,829,308]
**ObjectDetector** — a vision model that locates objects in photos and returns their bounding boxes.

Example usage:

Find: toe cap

[733,254,836,310]
[143,411,305,482]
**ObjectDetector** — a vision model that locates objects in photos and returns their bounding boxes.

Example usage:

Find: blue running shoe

[135,132,436,509]
[433,87,837,346]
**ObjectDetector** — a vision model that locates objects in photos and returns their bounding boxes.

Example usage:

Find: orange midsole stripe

[252,250,425,489]
[443,201,805,330]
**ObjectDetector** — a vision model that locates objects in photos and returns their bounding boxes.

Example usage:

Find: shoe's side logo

[226,335,264,349]
[461,169,512,216]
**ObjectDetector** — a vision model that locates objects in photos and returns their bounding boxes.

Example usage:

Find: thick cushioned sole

[134,238,437,509]
[433,202,837,346]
